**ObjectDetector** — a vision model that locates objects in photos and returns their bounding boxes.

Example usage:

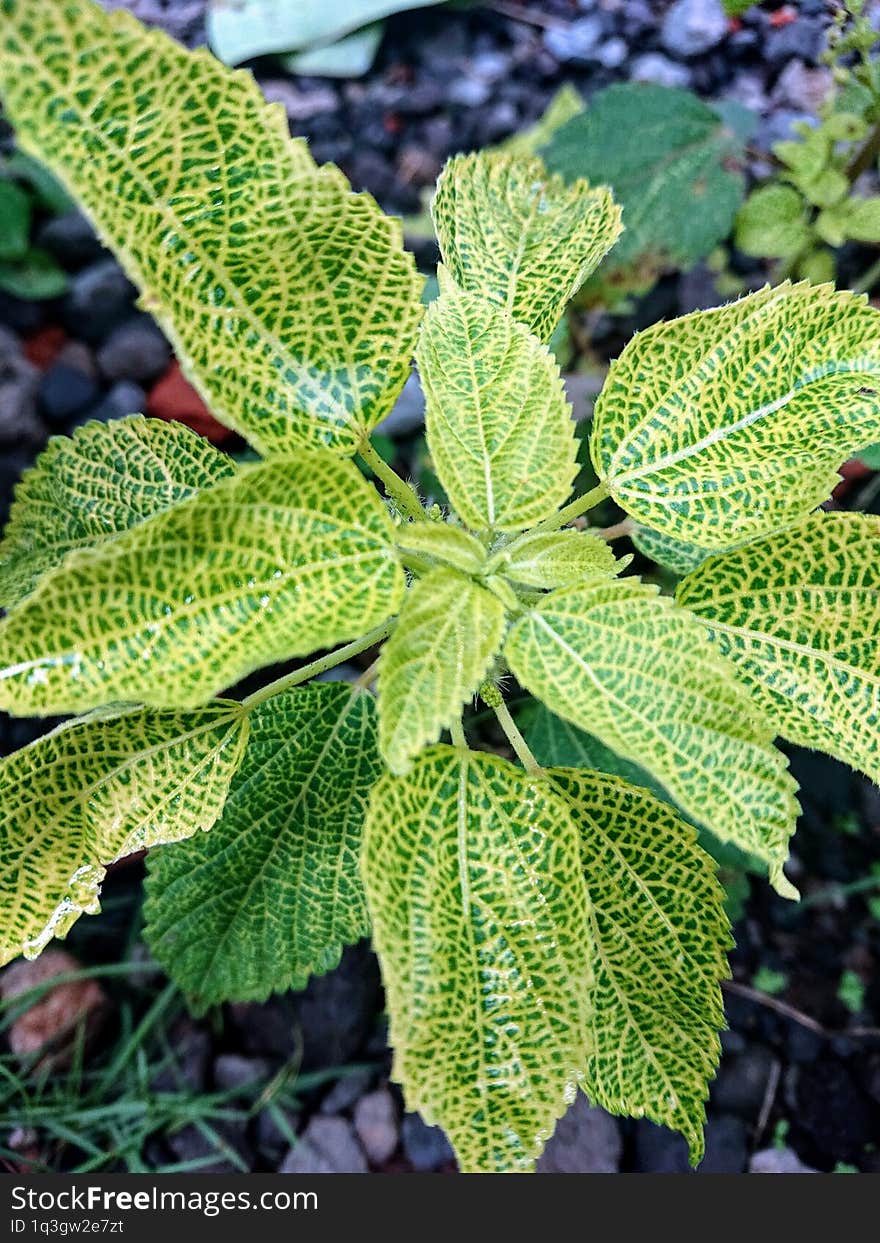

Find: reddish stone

[769,7,797,28]
[727,17,742,34]
[23,325,67,369]
[147,360,233,444]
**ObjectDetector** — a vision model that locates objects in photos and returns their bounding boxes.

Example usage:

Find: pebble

[697,1115,749,1174]
[36,211,104,270]
[0,325,43,444]
[319,1069,375,1115]
[536,1096,622,1173]
[711,1047,778,1120]
[0,950,106,1063]
[292,941,383,1073]
[632,1120,693,1174]
[353,1088,399,1165]
[37,360,100,426]
[401,1112,456,1172]
[630,53,692,90]
[597,37,628,71]
[375,372,425,437]
[97,314,172,385]
[772,60,832,114]
[213,1054,271,1095]
[661,0,728,59]
[146,361,230,443]
[260,80,338,123]
[764,17,825,67]
[750,1147,819,1174]
[280,1117,368,1174]
[64,259,137,344]
[78,380,147,427]
[543,16,604,65]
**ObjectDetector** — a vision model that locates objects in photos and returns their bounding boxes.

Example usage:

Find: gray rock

[167,1121,251,1174]
[537,1096,622,1173]
[631,53,691,90]
[64,258,137,343]
[0,326,43,445]
[319,1068,375,1115]
[633,1120,692,1174]
[765,18,825,67]
[213,1054,270,1095]
[151,1021,211,1094]
[96,314,171,384]
[597,37,628,70]
[36,211,104,269]
[260,80,338,122]
[773,60,832,115]
[697,1115,749,1174]
[401,1112,455,1172]
[74,380,146,427]
[750,1146,819,1174]
[711,1047,777,1120]
[543,17,604,64]
[280,1117,368,1174]
[353,1088,399,1165]
[470,51,509,82]
[661,0,727,58]
[724,71,769,116]
[293,941,383,1072]
[447,77,492,110]
[38,362,101,427]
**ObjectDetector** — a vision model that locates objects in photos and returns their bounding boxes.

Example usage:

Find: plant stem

[529,481,610,535]
[846,120,880,185]
[358,438,424,521]
[241,621,393,711]
[493,699,543,775]
[450,717,467,749]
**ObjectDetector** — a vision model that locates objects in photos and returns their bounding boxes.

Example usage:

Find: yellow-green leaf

[394,520,486,575]
[487,527,622,590]
[0,0,423,455]
[0,453,403,716]
[0,417,236,608]
[363,745,593,1173]
[504,578,799,895]
[0,700,247,966]
[677,512,880,785]
[591,282,880,549]
[378,568,505,772]
[418,284,578,532]
[144,683,380,1008]
[433,152,621,342]
[549,769,731,1164]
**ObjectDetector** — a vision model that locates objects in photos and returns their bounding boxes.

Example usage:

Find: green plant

[2,0,880,1174]
[0,149,69,300]
[735,0,880,287]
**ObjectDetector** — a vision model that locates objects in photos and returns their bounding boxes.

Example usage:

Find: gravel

[280,1117,368,1175]
[353,1088,399,1166]
[536,1096,622,1174]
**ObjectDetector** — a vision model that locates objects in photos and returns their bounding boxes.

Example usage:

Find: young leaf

[486,527,622,590]
[0,417,236,608]
[0,453,403,716]
[549,769,731,1164]
[363,745,593,1173]
[541,83,747,275]
[394,521,486,575]
[0,701,247,966]
[144,683,380,1009]
[417,284,578,532]
[591,282,880,550]
[677,513,880,786]
[432,152,621,343]
[378,567,505,773]
[734,184,811,259]
[0,0,423,455]
[504,578,799,895]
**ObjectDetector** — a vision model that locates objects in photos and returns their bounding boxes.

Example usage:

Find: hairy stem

[854,251,880,295]
[529,481,610,535]
[241,621,393,711]
[846,120,880,184]
[493,699,543,775]
[450,717,468,749]
[358,437,424,521]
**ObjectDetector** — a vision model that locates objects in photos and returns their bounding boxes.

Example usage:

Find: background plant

[735,0,880,287]
[1,0,880,1175]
